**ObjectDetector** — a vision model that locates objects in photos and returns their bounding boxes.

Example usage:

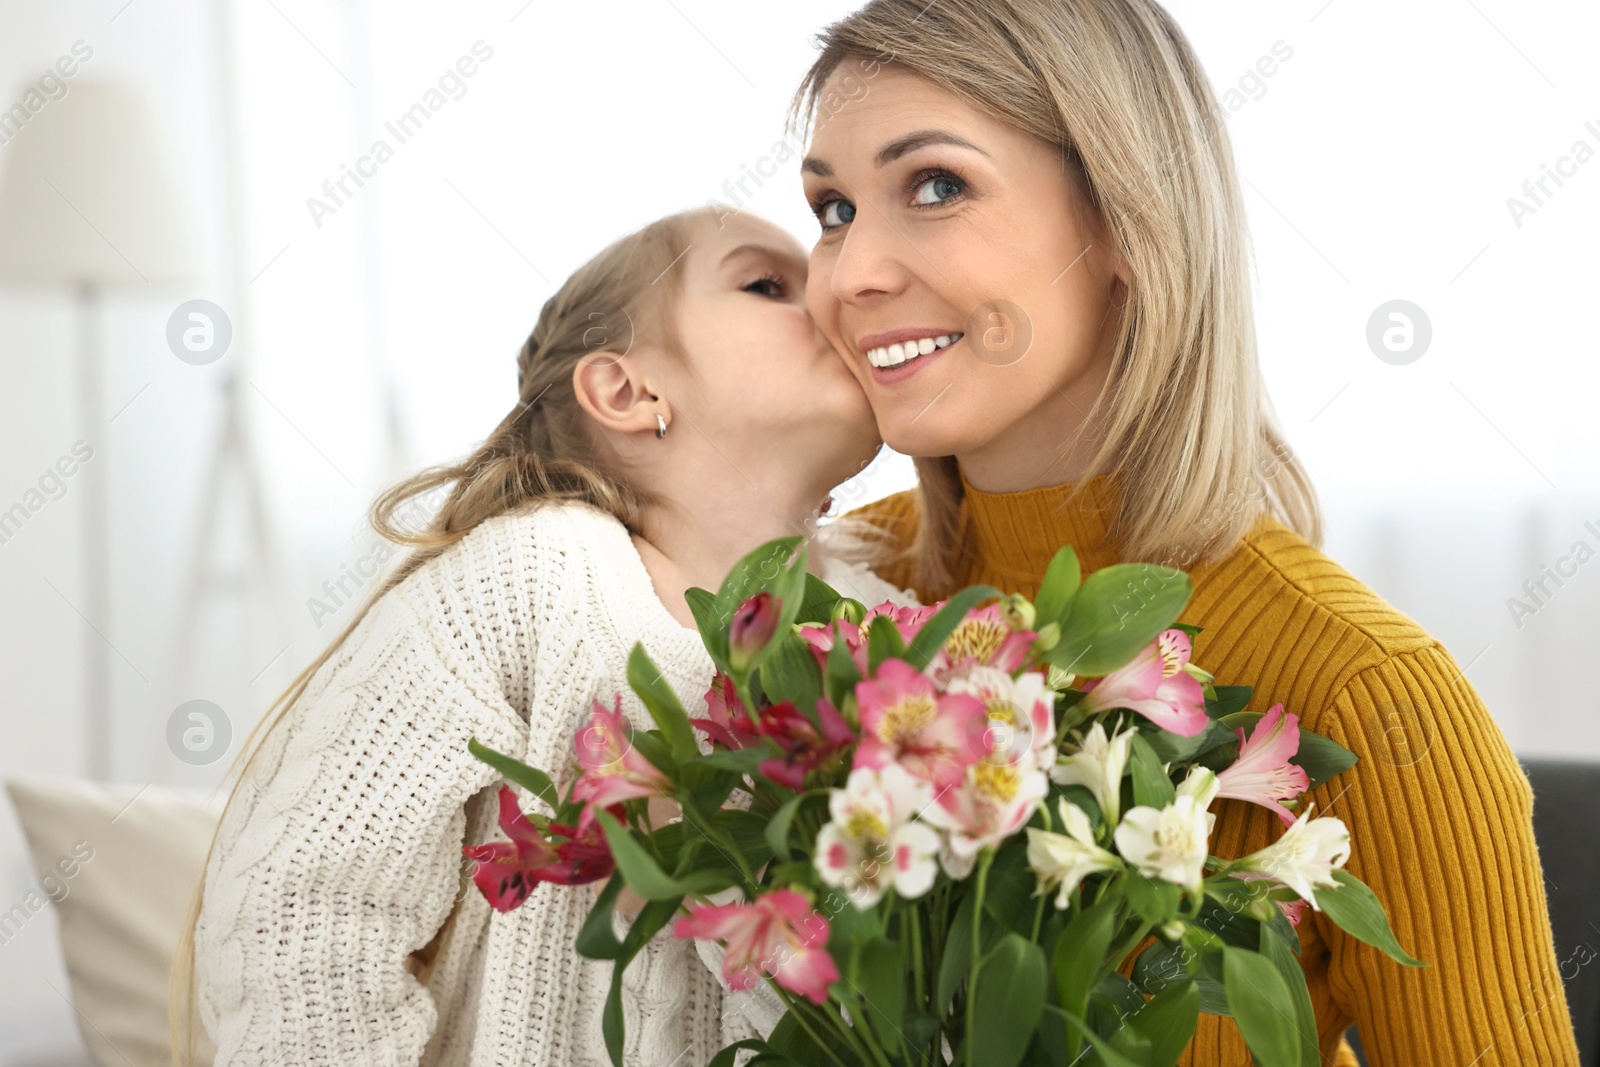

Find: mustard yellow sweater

[845,469,1580,1066]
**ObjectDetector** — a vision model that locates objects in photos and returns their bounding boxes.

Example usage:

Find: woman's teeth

[864,332,963,369]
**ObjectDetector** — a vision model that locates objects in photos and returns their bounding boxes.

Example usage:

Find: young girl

[793,1,1581,1065]
[170,205,914,1066]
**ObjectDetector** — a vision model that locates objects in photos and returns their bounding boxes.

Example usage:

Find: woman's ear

[571,350,665,437]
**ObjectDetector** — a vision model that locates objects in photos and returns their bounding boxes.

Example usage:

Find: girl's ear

[571,351,665,437]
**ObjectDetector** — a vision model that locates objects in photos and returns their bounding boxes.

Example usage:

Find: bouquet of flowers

[464,538,1424,1067]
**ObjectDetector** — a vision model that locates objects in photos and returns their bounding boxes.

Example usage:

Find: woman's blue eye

[819,199,855,228]
[913,173,964,206]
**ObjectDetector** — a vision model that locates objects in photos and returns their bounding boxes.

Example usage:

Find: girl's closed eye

[743,272,787,297]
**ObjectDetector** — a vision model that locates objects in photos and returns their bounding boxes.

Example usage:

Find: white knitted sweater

[193,499,915,1066]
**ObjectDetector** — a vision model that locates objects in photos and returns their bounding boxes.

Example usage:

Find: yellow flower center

[879,695,936,743]
[973,762,1022,803]
[945,618,1007,664]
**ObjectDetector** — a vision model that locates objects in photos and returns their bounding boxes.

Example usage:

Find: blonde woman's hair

[168,205,719,1066]
[790,0,1320,594]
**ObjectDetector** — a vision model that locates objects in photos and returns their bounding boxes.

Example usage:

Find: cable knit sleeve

[1312,643,1580,1065]
[193,510,557,1066]
[194,587,532,1066]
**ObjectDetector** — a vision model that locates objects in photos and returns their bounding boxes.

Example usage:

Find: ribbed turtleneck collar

[956,466,1125,597]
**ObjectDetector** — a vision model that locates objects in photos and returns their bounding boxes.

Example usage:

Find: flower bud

[1001,593,1036,631]
[729,592,781,672]
[1034,621,1060,652]
[830,597,866,626]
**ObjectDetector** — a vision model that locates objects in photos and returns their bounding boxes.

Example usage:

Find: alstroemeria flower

[1050,719,1137,827]
[1113,791,1216,898]
[463,785,621,910]
[1079,629,1210,737]
[689,672,760,752]
[571,695,672,834]
[853,659,987,789]
[797,600,937,675]
[927,603,1037,683]
[815,764,940,907]
[1216,703,1310,828]
[1026,797,1123,909]
[730,592,781,672]
[1231,803,1351,910]
[671,888,840,1005]
[946,665,1056,771]
[922,759,1050,879]
[752,698,855,790]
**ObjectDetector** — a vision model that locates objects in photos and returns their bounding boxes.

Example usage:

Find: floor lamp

[0,80,199,780]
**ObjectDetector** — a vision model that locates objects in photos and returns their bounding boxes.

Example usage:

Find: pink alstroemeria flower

[1216,703,1311,828]
[752,699,855,790]
[1079,628,1210,737]
[927,603,1037,683]
[672,888,840,1005]
[689,672,761,752]
[797,601,938,675]
[570,694,672,834]
[854,659,987,789]
[463,785,622,910]
[729,592,782,671]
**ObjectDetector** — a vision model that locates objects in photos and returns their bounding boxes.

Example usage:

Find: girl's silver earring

[655,412,668,439]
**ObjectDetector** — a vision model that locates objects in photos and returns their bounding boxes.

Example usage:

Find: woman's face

[666,212,882,489]
[801,64,1128,483]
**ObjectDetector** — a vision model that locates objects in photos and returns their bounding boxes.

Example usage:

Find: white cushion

[5,774,225,1067]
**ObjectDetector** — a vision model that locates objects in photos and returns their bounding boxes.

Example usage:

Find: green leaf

[981,838,1041,935]
[851,937,907,1059]
[1141,719,1232,765]
[1051,892,1119,1061]
[1047,563,1192,676]
[1259,911,1319,1067]
[757,631,825,714]
[938,887,998,1015]
[691,746,771,775]
[1034,545,1082,627]
[1128,979,1200,1067]
[765,788,826,862]
[1206,685,1253,719]
[1127,733,1177,809]
[902,584,1003,671]
[574,873,629,960]
[1042,1006,1142,1067]
[627,644,700,764]
[796,573,845,625]
[1291,731,1360,791]
[706,1039,806,1067]
[1316,869,1427,967]
[685,585,729,668]
[593,808,732,900]
[467,737,559,812]
[1125,872,1182,927]
[1223,946,1302,1067]
[601,895,681,1066]
[970,933,1048,1067]
[823,628,862,710]
[864,613,906,673]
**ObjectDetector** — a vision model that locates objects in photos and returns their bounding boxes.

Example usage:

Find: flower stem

[773,988,852,1067]
[964,850,995,1065]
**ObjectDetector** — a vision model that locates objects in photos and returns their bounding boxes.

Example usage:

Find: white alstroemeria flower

[1050,719,1136,825]
[1026,797,1123,909]
[815,763,940,907]
[1177,765,1220,809]
[1113,792,1214,897]
[946,665,1057,772]
[1231,802,1351,909]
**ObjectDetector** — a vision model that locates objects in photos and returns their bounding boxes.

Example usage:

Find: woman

[793,1,1581,1064]
[170,205,911,1066]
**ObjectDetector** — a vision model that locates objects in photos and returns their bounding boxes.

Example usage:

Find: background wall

[0,0,1595,1061]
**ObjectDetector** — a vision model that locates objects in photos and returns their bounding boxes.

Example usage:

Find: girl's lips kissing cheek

[858,329,964,384]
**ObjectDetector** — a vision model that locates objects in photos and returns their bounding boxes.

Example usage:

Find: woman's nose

[827,211,910,307]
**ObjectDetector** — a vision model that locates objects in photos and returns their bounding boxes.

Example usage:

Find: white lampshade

[0,78,199,287]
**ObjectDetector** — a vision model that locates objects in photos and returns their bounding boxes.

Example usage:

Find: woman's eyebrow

[801,128,989,177]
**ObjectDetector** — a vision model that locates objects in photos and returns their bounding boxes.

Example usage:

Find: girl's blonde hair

[168,205,719,1065]
[790,0,1321,593]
